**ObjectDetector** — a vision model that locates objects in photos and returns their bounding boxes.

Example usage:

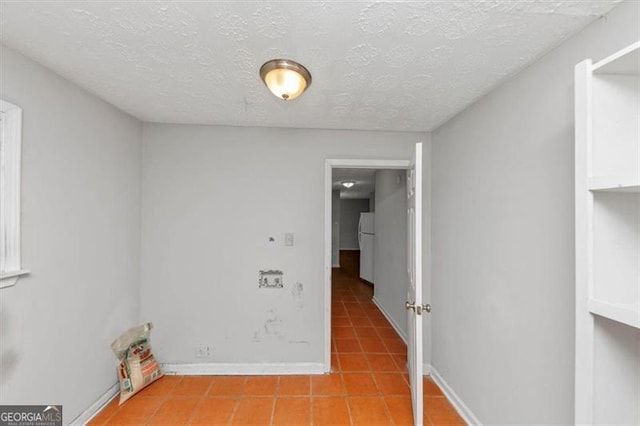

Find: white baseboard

[162,362,326,376]
[332,263,340,268]
[427,365,482,425]
[70,382,119,425]
[372,296,408,343]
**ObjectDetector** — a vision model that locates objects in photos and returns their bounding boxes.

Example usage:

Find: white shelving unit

[588,175,640,193]
[575,41,640,424]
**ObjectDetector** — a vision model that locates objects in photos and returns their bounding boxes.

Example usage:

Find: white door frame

[323,158,412,371]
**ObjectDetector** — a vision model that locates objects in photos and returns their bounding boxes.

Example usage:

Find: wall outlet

[284,233,294,246]
[196,344,211,358]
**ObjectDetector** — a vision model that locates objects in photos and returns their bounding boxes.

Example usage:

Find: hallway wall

[373,170,409,339]
[339,199,370,250]
[331,190,341,267]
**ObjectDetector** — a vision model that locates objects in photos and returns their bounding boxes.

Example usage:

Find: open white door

[406,142,429,425]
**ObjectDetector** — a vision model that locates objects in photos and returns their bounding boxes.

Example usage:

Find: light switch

[285,233,294,246]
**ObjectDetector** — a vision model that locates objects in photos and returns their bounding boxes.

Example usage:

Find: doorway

[323,159,411,371]
[331,168,375,284]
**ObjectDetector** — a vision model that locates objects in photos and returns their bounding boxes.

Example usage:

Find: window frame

[0,99,28,288]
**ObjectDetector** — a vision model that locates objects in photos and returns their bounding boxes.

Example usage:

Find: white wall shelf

[575,40,640,425]
[588,298,640,329]
[592,41,640,75]
[588,175,640,192]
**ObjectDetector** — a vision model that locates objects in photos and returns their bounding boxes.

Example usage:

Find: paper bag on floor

[111,322,163,404]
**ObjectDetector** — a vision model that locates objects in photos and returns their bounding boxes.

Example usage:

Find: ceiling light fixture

[342,181,355,188]
[260,59,312,101]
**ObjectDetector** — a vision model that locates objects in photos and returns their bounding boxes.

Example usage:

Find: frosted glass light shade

[342,181,355,188]
[260,59,312,101]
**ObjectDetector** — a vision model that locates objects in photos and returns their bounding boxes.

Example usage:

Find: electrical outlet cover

[196,344,210,358]
[285,233,294,246]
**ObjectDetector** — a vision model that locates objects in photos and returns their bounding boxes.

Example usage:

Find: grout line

[142,395,166,426]
[268,377,279,426]
[95,398,118,425]
[184,394,204,426]
[343,384,355,426]
[380,394,397,426]
[203,376,215,396]
[144,380,183,425]
[227,398,240,426]
[308,376,314,425]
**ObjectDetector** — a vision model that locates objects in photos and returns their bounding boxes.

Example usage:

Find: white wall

[593,318,640,424]
[0,46,142,423]
[140,124,423,366]
[373,170,408,339]
[429,2,639,424]
[339,199,369,250]
[331,190,341,267]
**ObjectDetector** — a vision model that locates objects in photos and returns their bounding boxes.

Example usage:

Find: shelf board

[592,41,640,75]
[588,298,640,329]
[588,175,640,192]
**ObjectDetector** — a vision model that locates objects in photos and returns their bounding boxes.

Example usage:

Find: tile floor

[90,251,464,425]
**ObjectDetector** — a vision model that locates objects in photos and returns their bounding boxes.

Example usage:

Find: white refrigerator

[358,212,375,283]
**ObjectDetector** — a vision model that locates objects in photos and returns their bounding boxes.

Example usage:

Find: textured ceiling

[333,169,377,199]
[0,1,620,132]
